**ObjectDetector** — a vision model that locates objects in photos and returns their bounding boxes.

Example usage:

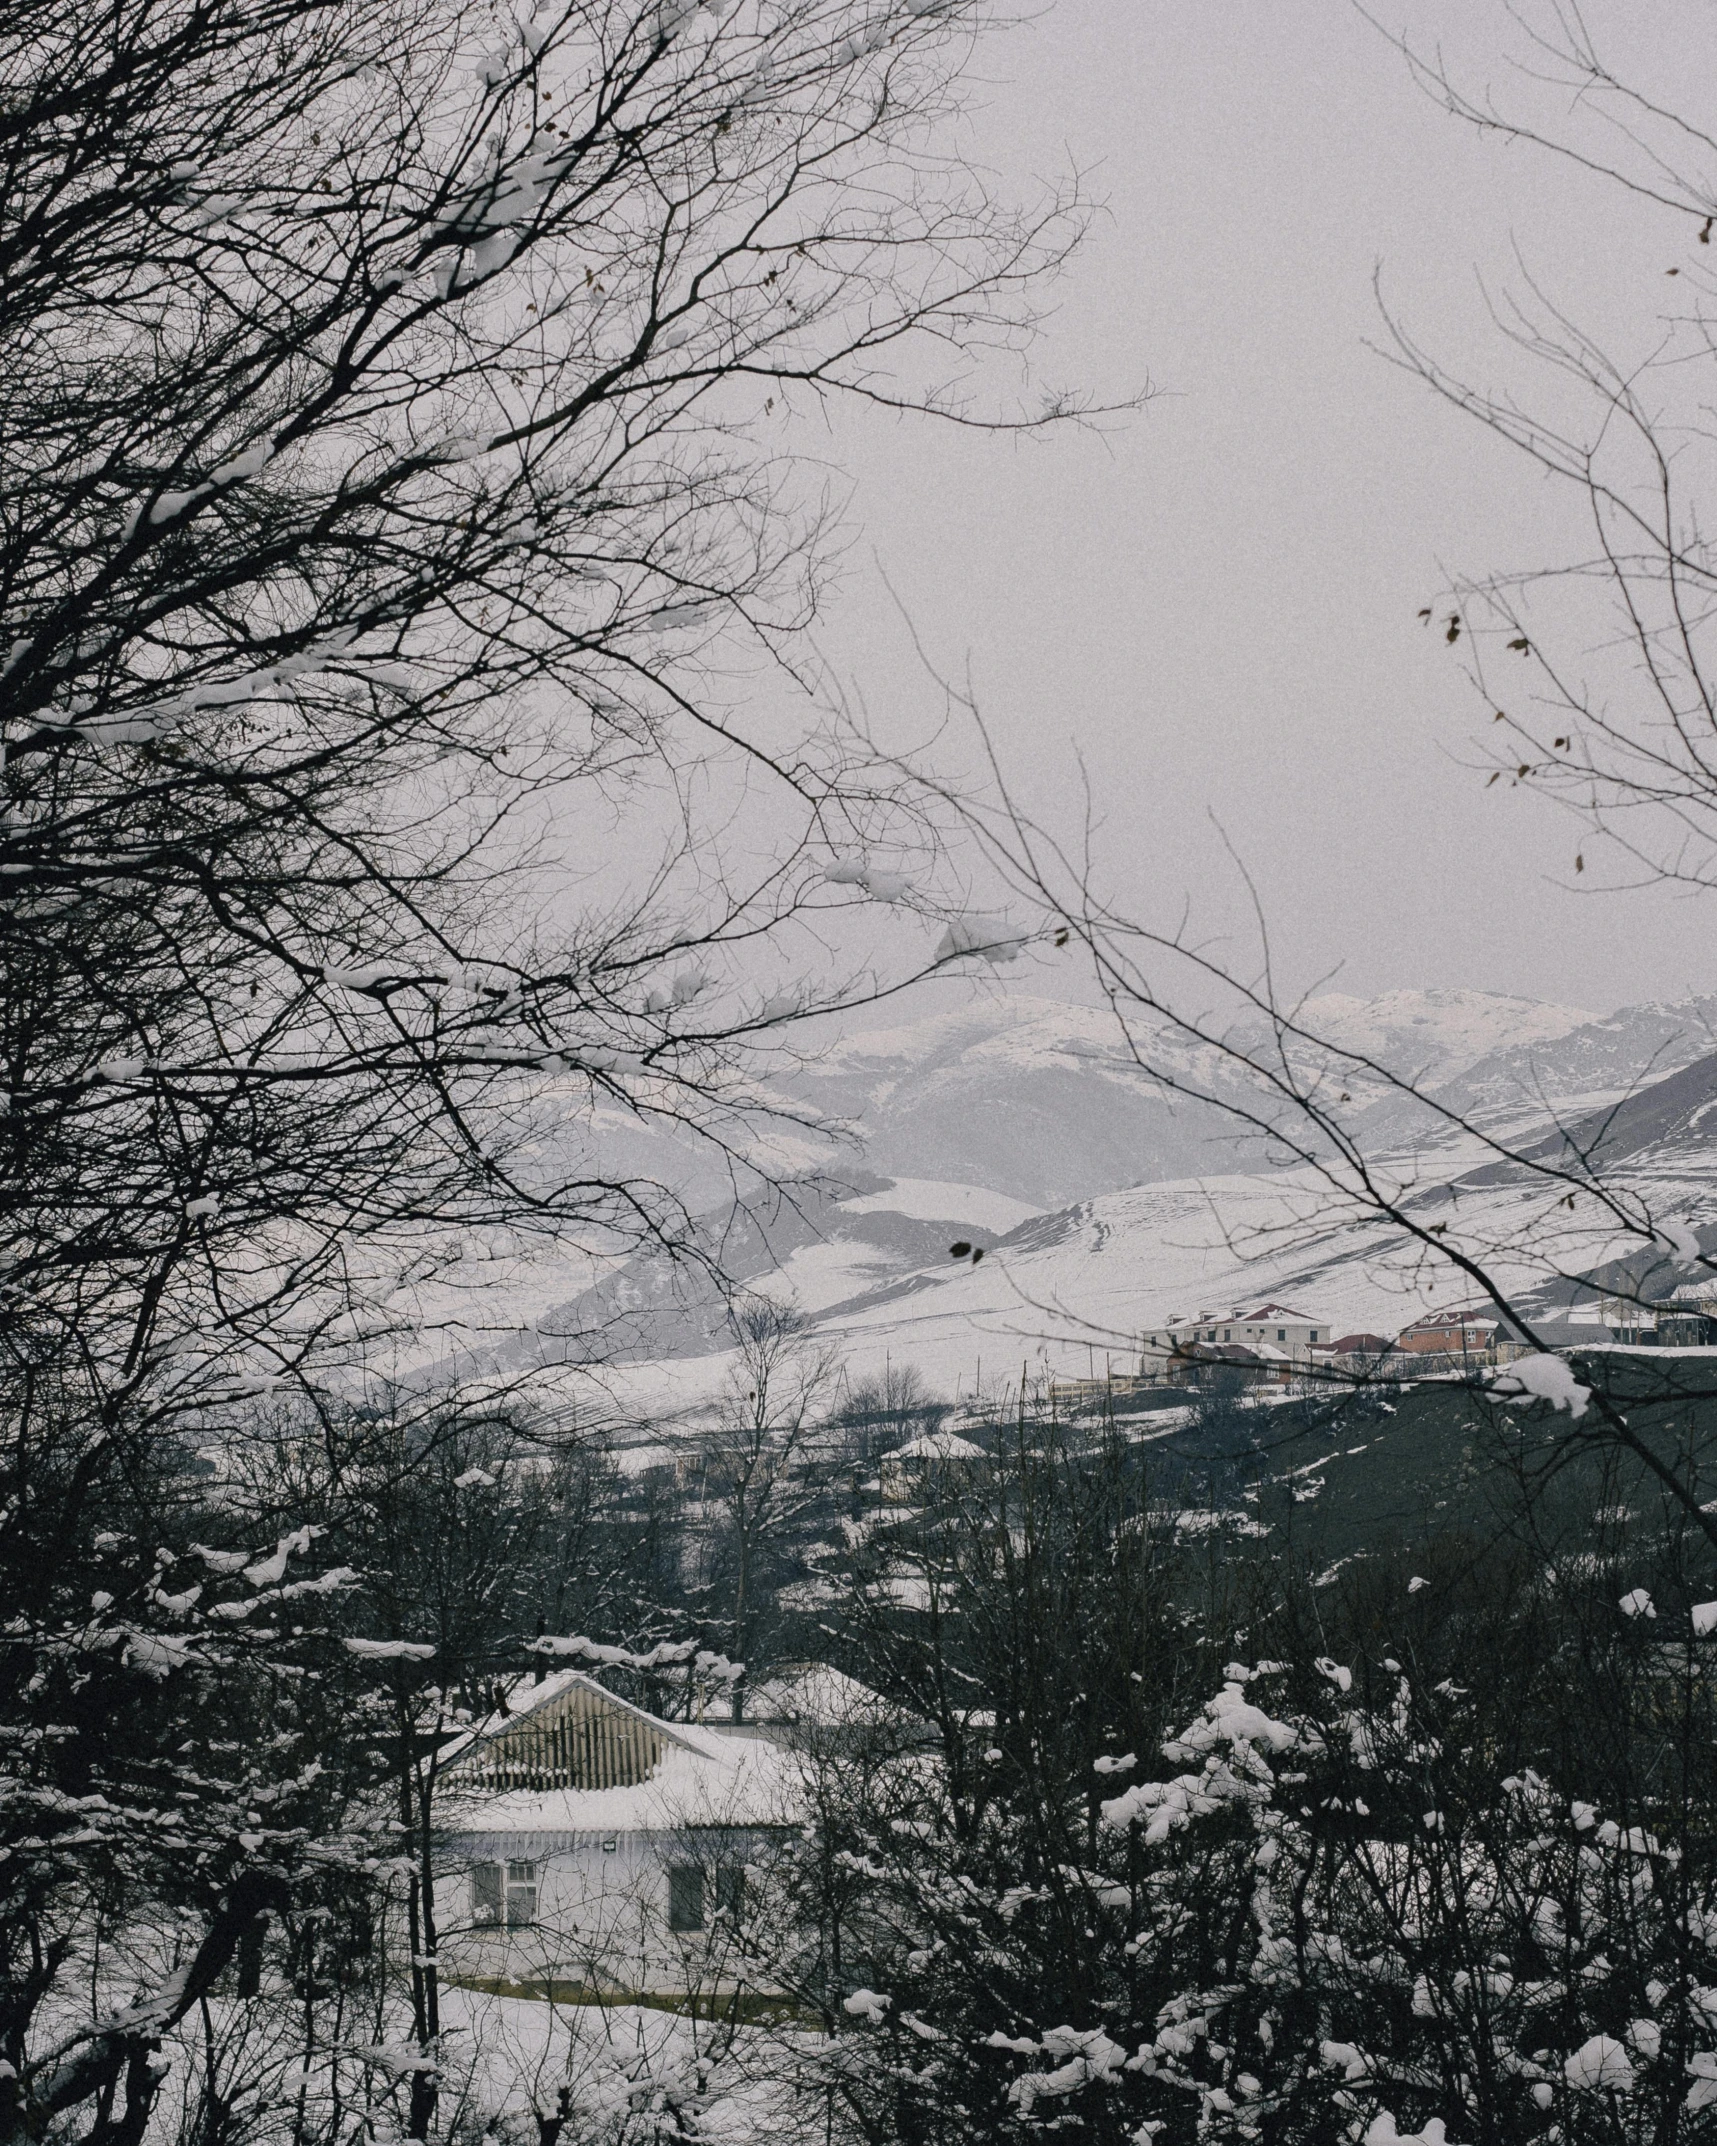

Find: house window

[472,1862,503,1926]
[668,1865,704,1932]
[472,1862,500,1931]
[505,1860,537,1928]
[475,1861,537,1927]
[1277,1329,1286,1341]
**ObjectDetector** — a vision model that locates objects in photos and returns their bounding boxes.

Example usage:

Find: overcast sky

[799,0,1717,1016]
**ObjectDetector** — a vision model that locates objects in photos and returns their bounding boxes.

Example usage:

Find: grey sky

[805,0,1715,1014]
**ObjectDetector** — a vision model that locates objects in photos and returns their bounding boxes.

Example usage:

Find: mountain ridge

[460,983,1717,1411]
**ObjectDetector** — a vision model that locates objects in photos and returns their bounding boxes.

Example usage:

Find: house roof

[888,1429,985,1462]
[442,1669,800,1842]
[742,1660,893,1727]
[442,1666,709,1768]
[1169,1303,1317,1328]
[444,1732,800,1843]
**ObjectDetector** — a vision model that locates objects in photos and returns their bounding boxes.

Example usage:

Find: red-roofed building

[1322,1332,1393,1357]
[1137,1303,1329,1383]
[1394,1307,1501,1358]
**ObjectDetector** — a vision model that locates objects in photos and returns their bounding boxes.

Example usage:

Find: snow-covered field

[437,1988,820,2146]
[537,1146,1710,1430]
[387,982,1717,1426]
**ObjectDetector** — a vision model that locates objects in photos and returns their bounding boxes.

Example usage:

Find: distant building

[740,1660,899,1741]
[1595,1293,1658,1346]
[1143,1302,1327,1352]
[1176,1341,1287,1388]
[1654,1282,1717,1348]
[1136,1302,1328,1383]
[1393,1307,1504,1360]
[1322,1333,1393,1358]
[880,1427,985,1498]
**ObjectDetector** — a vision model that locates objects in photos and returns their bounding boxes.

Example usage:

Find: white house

[434,1669,801,2009]
[879,1427,985,1499]
[1137,1302,1328,1377]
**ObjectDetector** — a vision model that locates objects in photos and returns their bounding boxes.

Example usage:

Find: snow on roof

[444,1666,710,1766]
[887,1429,985,1462]
[743,1661,890,1727]
[443,1672,801,1841]
[445,1730,800,1842]
[1166,1303,1318,1328]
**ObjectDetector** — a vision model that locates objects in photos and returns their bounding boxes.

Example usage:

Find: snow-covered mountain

[457,982,1717,1420]
[1272,987,1595,1088]
[775,987,1717,1208]
[1347,994,1717,1152]
[773,996,1263,1208]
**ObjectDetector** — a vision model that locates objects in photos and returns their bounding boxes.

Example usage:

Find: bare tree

[0,1,1101,2136]
[0,0,1096,1437]
[1358,4,1717,905]
[831,1358,948,1464]
[698,1299,837,1713]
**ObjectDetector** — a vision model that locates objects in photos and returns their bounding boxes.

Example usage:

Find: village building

[1393,1307,1507,1358]
[740,1659,898,1739]
[879,1426,986,1499]
[1134,1303,1329,1383]
[434,1669,800,2010]
[1653,1281,1717,1348]
[1322,1332,1392,1356]
[1392,1307,1542,1366]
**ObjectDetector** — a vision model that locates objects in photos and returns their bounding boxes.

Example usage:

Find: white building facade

[1136,1301,1328,1378]
[434,1670,800,2008]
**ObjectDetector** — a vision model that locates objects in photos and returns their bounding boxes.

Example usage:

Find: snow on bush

[827,1659,1717,2144]
[933,912,1026,964]
[1564,2035,1635,2093]
[1485,1351,1591,1418]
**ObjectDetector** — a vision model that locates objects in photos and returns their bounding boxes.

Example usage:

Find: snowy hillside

[764,983,1717,1231]
[1273,987,1594,1087]
[1429,996,1717,1130]
[773,995,1263,1207]
[772,986,1614,1210]
[453,981,1717,1424]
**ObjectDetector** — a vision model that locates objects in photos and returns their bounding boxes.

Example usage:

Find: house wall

[1150,1320,1323,1349]
[435,1827,779,1998]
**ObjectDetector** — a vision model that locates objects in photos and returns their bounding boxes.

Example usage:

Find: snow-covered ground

[533,1144,1710,1429]
[829,1177,1040,1235]
[378,980,1717,1426]
[437,1988,815,2143]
